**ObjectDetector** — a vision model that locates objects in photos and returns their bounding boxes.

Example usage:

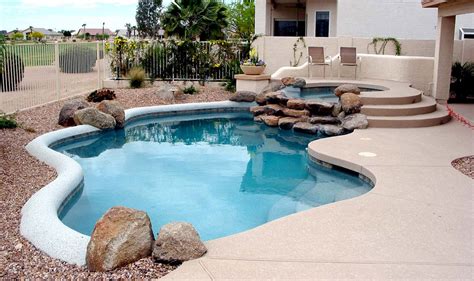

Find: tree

[10,32,23,41]
[30,31,44,41]
[125,23,132,38]
[136,0,163,39]
[161,0,228,41]
[62,30,72,37]
[227,0,254,42]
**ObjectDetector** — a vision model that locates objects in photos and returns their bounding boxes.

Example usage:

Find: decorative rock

[287,99,306,110]
[335,84,361,97]
[305,100,334,116]
[58,100,89,127]
[263,104,285,116]
[265,92,288,105]
[97,100,125,129]
[281,77,296,86]
[260,82,284,94]
[308,116,340,125]
[86,207,154,272]
[254,116,263,123]
[340,93,363,114]
[282,108,310,118]
[319,124,345,136]
[260,115,280,127]
[293,122,319,134]
[332,103,342,117]
[229,91,256,102]
[278,117,303,130]
[292,78,306,88]
[342,113,369,130]
[250,106,266,116]
[337,111,346,121]
[255,93,267,105]
[153,222,207,264]
[87,89,116,103]
[74,107,116,130]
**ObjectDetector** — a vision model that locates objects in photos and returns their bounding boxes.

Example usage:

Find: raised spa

[54,112,372,241]
[284,86,382,102]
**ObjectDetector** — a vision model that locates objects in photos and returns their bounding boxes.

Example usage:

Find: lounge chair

[337,47,361,79]
[308,47,332,78]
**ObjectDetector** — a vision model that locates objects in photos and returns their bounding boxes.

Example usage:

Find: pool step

[361,96,437,116]
[361,90,422,105]
[367,105,451,128]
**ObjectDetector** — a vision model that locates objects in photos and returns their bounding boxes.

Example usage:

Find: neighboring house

[115,29,138,39]
[12,27,63,40]
[75,28,115,38]
[255,0,473,40]
[0,30,7,36]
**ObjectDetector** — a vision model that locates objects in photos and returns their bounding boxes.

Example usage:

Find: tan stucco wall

[306,0,337,37]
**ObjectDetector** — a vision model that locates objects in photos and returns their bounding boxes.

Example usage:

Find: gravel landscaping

[451,155,474,179]
[0,86,229,279]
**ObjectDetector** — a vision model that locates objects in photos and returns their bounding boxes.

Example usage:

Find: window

[315,11,330,37]
[274,20,306,37]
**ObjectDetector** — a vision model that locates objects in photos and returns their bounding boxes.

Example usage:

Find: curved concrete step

[361,91,422,105]
[361,97,437,116]
[367,106,451,128]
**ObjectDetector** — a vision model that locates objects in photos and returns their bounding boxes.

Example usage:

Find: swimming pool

[283,86,382,102]
[55,112,372,241]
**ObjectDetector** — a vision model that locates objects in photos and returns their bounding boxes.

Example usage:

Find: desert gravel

[452,155,474,179]
[0,86,229,279]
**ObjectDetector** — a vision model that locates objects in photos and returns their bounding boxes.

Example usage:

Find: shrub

[450,62,474,102]
[59,45,96,73]
[128,66,146,88]
[182,85,198,95]
[0,52,25,92]
[87,89,116,102]
[0,112,17,129]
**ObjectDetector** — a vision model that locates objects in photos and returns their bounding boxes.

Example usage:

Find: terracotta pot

[240,65,266,75]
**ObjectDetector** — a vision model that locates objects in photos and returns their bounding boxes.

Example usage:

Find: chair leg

[355,65,357,80]
[338,65,341,78]
[323,65,326,78]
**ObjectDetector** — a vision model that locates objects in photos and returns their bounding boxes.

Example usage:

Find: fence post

[102,41,107,83]
[54,41,60,101]
[97,41,101,89]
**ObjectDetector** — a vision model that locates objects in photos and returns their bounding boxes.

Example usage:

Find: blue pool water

[56,112,372,241]
[284,86,381,102]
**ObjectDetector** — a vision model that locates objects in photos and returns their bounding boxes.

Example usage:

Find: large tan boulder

[342,113,369,130]
[281,77,296,86]
[335,84,361,97]
[260,115,280,127]
[308,116,340,125]
[153,222,207,264]
[278,117,303,130]
[282,108,310,118]
[97,100,125,129]
[305,100,334,116]
[265,92,289,105]
[229,91,256,102]
[250,106,266,116]
[286,99,306,110]
[58,100,89,127]
[293,122,319,134]
[319,124,345,136]
[263,104,285,116]
[74,108,116,129]
[86,207,154,272]
[255,93,267,105]
[340,93,363,114]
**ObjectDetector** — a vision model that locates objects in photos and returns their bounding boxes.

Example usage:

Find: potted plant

[240,48,266,75]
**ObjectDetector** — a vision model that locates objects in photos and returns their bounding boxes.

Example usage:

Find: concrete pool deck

[164,120,473,280]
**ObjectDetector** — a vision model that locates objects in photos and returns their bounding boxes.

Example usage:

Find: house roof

[20,27,62,36]
[76,28,115,36]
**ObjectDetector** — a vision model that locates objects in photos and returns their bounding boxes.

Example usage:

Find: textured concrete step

[361,91,422,105]
[361,97,437,116]
[367,106,451,128]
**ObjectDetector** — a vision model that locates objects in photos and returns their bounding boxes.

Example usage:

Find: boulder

[255,93,267,105]
[263,104,285,116]
[97,100,125,129]
[340,93,363,114]
[58,100,89,127]
[282,108,310,118]
[342,113,369,130]
[278,117,303,130]
[287,99,306,110]
[265,92,289,105]
[319,124,345,136]
[334,84,361,97]
[229,91,256,102]
[281,77,296,86]
[293,122,319,134]
[292,78,306,88]
[254,116,263,123]
[260,115,280,127]
[332,103,342,117]
[305,100,334,116]
[250,106,266,116]
[308,116,340,125]
[74,108,116,130]
[153,222,207,264]
[86,207,154,272]
[260,82,284,94]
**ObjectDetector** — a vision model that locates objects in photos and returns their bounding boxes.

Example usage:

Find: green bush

[183,85,198,95]
[0,52,25,92]
[87,89,116,102]
[450,62,474,102]
[129,66,146,88]
[0,113,17,129]
[59,45,96,73]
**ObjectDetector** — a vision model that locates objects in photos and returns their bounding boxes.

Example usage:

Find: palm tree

[161,0,228,41]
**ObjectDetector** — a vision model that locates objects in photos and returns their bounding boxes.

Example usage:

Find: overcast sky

[0,0,174,32]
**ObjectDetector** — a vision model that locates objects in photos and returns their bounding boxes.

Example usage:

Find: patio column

[255,0,270,35]
[432,15,455,103]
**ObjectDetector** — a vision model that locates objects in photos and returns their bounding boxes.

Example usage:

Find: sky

[0,0,173,32]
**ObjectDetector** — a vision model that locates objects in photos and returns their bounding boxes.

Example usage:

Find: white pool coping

[21,101,253,265]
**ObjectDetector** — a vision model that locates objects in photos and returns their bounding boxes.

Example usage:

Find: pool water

[283,86,381,102]
[56,112,372,241]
